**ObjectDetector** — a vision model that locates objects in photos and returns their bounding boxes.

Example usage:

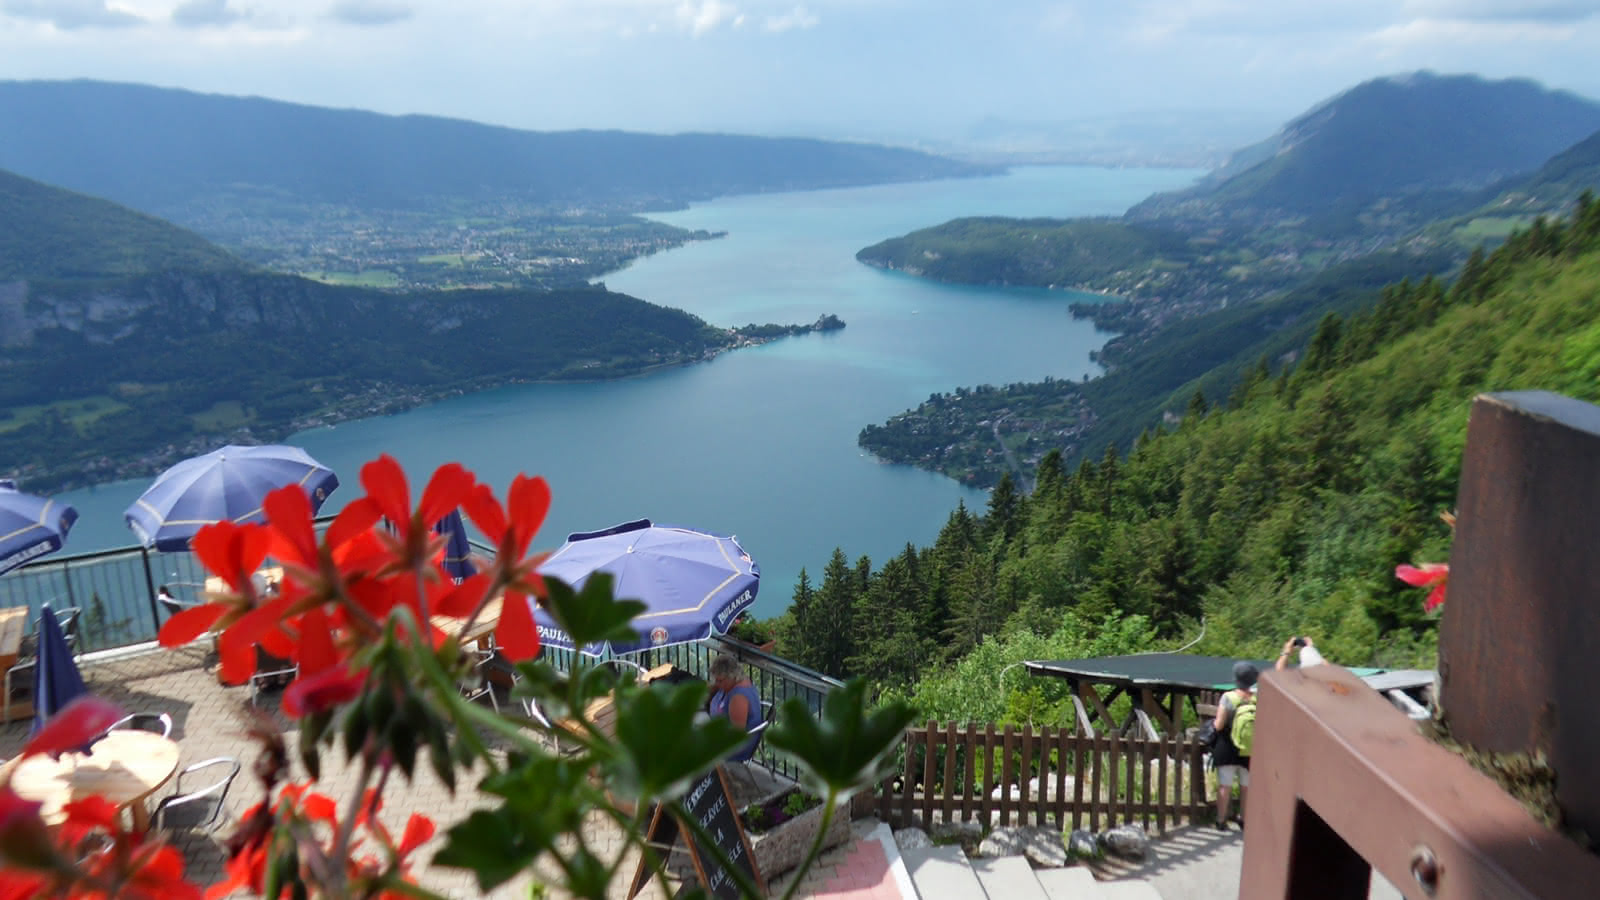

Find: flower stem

[780,787,839,900]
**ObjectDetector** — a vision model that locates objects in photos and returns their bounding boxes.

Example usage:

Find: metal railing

[536,636,844,783]
[5,522,840,783]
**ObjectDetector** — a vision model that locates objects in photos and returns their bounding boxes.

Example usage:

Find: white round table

[9,730,182,831]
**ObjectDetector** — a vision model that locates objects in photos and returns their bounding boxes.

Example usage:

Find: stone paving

[1,645,895,900]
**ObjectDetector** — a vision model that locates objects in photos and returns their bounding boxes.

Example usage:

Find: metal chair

[461,647,500,712]
[152,757,241,836]
[249,647,298,706]
[3,606,79,723]
[107,712,174,740]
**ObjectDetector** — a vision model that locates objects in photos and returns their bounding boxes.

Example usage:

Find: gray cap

[1233,661,1259,689]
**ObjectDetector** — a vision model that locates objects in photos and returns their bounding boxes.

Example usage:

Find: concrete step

[1098,880,1164,900]
[1034,866,1108,900]
[972,857,1049,900]
[901,844,986,900]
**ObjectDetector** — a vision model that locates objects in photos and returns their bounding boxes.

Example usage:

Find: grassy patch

[1454,216,1531,242]
[302,269,402,287]
[190,400,252,431]
[417,253,479,267]
[0,396,129,433]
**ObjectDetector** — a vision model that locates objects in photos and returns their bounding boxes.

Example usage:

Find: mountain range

[0,80,992,227]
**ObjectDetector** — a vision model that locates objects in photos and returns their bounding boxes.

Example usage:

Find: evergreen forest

[781,197,1600,725]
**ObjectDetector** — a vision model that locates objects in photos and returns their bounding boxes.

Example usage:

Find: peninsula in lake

[855,73,1600,486]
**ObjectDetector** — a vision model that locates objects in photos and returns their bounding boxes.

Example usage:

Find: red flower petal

[296,607,338,676]
[461,484,507,550]
[300,792,338,824]
[507,475,551,558]
[1425,583,1449,612]
[263,484,318,567]
[495,590,540,661]
[360,455,412,530]
[22,696,123,759]
[397,813,436,858]
[1395,563,1448,587]
[416,464,474,536]
[435,574,490,618]
[157,603,227,647]
[283,665,366,719]
[320,500,375,556]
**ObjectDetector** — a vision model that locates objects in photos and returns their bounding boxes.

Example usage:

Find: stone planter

[749,797,853,880]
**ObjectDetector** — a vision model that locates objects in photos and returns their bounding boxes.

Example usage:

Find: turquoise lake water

[53,165,1201,616]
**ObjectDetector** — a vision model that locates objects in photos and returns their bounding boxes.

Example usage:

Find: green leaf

[766,678,915,800]
[433,809,541,891]
[607,680,747,800]
[541,574,646,649]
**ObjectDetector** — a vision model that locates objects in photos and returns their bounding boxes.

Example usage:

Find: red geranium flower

[463,474,552,661]
[1396,562,1449,612]
[158,520,298,684]
[21,696,123,760]
[283,663,368,719]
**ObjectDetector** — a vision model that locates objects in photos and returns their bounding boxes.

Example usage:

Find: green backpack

[1230,692,1258,757]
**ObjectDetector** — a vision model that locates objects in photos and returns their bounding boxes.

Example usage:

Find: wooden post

[1442,391,1600,837]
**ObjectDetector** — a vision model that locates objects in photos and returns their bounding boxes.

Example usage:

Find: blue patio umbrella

[534,519,759,657]
[434,509,476,583]
[124,444,338,551]
[32,603,88,733]
[0,480,78,576]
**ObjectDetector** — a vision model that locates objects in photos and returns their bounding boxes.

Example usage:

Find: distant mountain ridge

[0,80,994,225]
[0,168,241,280]
[1130,72,1600,230]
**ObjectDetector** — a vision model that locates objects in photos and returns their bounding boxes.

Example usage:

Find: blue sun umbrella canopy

[0,480,78,576]
[434,509,476,583]
[534,519,759,657]
[125,444,339,551]
[32,603,88,733]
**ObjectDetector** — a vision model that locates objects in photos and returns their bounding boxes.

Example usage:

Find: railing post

[1441,391,1600,838]
[138,546,160,635]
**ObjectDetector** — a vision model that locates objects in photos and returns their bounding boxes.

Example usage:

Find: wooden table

[204,565,284,597]
[431,595,503,645]
[8,730,182,832]
[1,605,34,722]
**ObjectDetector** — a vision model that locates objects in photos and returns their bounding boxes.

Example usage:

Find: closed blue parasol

[534,519,759,657]
[125,445,338,551]
[0,480,78,576]
[434,509,476,583]
[32,603,88,732]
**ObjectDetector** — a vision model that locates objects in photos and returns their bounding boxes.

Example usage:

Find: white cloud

[3,0,144,28]
[675,0,739,35]
[762,4,816,32]
[171,0,248,26]
[1368,15,1579,45]
[326,0,411,26]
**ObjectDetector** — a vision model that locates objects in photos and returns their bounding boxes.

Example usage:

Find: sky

[1,0,1597,151]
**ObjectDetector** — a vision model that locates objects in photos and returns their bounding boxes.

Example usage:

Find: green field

[303,269,402,287]
[190,400,252,430]
[416,253,481,267]
[0,396,129,434]
[1454,216,1531,242]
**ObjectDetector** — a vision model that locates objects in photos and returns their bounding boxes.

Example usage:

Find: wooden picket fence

[874,721,1210,834]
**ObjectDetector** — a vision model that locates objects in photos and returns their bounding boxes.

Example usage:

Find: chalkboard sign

[628,766,764,899]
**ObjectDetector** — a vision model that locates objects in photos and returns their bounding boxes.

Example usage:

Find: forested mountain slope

[0,80,991,224]
[0,168,240,279]
[786,198,1600,723]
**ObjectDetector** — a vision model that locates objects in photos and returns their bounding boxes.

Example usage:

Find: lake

[52,165,1201,616]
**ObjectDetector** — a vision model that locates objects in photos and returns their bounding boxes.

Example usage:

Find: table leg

[129,800,153,834]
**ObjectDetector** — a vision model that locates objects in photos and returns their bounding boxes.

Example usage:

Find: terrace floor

[0,644,847,900]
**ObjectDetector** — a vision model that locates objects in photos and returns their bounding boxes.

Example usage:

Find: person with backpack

[1212,661,1259,830]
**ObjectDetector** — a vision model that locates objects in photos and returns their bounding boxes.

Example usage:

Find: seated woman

[707,653,765,762]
